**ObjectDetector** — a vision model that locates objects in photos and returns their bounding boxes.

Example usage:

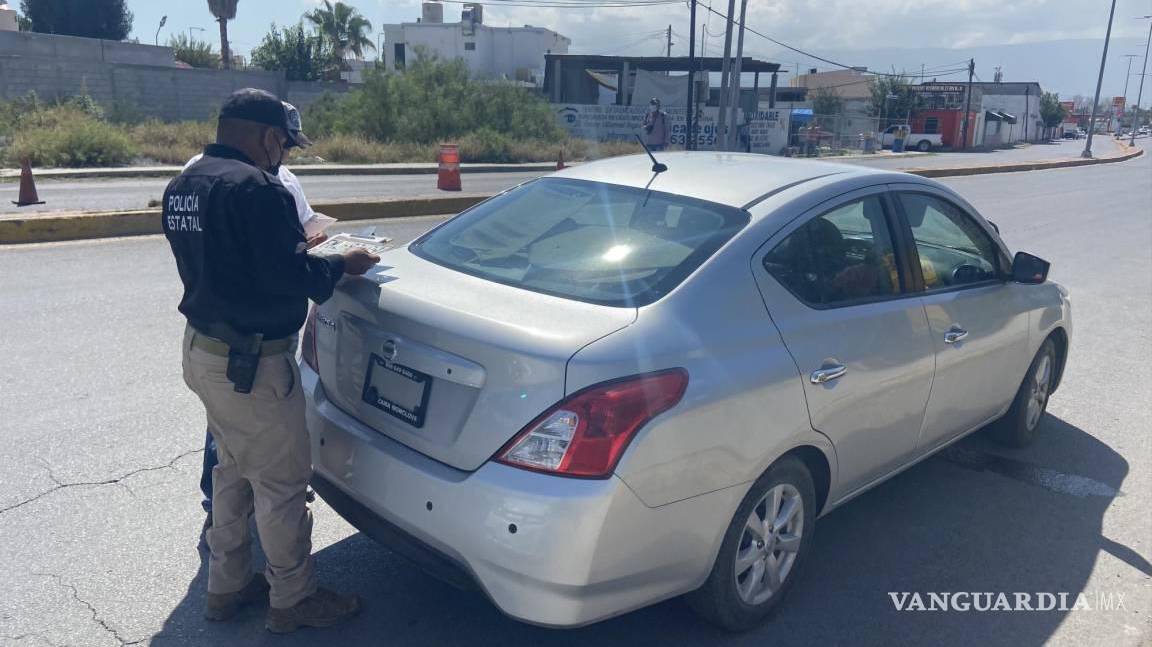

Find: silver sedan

[299,152,1071,630]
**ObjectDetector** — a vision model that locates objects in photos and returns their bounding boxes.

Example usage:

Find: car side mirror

[1012,251,1049,284]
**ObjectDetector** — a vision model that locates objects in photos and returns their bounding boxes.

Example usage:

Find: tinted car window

[898,193,1000,289]
[410,178,749,307]
[763,196,901,306]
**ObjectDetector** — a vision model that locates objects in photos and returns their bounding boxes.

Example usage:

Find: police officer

[162,88,378,633]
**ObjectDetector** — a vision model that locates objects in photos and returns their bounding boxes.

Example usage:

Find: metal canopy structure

[544,54,781,105]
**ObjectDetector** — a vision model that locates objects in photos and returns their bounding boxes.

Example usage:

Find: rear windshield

[410,178,750,307]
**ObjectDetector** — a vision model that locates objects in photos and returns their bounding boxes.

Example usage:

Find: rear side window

[411,178,749,307]
[897,193,1001,290]
[763,196,902,306]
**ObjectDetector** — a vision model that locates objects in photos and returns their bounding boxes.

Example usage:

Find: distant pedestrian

[642,98,671,151]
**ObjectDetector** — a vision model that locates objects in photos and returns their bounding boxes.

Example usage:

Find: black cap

[218,88,312,148]
[282,101,313,148]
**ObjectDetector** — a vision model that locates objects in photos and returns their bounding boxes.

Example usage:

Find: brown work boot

[205,573,270,621]
[265,587,361,634]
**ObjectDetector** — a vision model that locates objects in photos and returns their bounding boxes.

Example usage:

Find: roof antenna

[634,134,668,173]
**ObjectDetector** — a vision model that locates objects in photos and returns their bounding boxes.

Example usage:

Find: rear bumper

[301,366,739,627]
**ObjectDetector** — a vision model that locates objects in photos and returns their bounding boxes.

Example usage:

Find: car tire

[917,140,932,152]
[686,456,816,632]
[986,338,1058,448]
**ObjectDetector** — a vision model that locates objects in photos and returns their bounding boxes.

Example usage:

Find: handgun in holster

[208,322,264,394]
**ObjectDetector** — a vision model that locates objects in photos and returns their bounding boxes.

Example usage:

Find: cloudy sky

[125,0,1152,100]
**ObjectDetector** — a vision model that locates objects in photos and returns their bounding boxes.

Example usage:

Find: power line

[696,3,965,79]
[437,0,682,7]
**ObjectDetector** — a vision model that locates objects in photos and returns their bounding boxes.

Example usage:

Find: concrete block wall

[0,31,351,121]
[0,30,175,66]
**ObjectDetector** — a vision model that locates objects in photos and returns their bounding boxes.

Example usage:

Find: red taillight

[301,305,319,372]
[495,369,689,478]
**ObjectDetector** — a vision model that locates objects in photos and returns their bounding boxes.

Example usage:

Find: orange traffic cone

[437,144,461,191]
[556,149,566,171]
[12,157,45,207]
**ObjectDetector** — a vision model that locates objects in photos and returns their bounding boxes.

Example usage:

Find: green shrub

[458,128,514,163]
[11,117,136,167]
[306,56,564,145]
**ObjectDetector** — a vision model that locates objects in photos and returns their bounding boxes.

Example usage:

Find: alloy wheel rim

[734,483,803,606]
[1025,353,1052,430]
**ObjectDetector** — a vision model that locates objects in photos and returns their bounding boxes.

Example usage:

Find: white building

[0,2,18,32]
[381,2,570,84]
[974,81,1044,146]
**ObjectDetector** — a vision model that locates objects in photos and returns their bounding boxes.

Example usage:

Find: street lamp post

[189,26,205,43]
[155,15,167,46]
[1131,16,1152,147]
[1083,0,1118,158]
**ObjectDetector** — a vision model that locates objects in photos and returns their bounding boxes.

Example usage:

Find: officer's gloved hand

[342,248,381,276]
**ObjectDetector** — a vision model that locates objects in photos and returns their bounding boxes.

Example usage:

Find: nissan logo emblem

[382,339,398,361]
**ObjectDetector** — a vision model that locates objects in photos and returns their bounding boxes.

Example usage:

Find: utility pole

[1131,15,1152,146]
[666,25,673,57]
[961,58,975,149]
[727,0,749,150]
[715,0,737,151]
[1121,54,1138,120]
[1083,0,1117,158]
[686,0,697,150]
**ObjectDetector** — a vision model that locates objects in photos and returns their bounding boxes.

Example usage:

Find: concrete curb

[0,194,490,245]
[2,145,1143,245]
[905,143,1144,178]
[0,162,564,181]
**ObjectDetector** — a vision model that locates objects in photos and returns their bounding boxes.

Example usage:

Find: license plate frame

[361,353,432,428]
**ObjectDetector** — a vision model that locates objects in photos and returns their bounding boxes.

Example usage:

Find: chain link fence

[783,112,887,157]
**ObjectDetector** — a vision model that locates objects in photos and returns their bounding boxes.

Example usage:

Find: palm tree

[207,0,238,69]
[305,0,375,62]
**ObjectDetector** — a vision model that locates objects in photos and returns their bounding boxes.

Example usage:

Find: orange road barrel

[438,144,461,191]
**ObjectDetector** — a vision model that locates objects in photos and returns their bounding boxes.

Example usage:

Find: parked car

[878,125,942,151]
[300,153,1071,631]
[1062,126,1081,139]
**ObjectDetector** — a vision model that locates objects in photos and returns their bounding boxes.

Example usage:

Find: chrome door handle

[810,364,847,384]
[944,328,969,344]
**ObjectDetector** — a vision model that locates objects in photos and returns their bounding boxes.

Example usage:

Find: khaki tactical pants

[181,325,317,609]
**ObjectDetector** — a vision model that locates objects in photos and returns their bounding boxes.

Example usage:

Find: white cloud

[454,0,1146,61]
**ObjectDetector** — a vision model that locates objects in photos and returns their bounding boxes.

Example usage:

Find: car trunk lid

[314,248,636,471]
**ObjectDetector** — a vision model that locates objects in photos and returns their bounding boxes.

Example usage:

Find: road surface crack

[34,573,145,647]
[0,448,203,516]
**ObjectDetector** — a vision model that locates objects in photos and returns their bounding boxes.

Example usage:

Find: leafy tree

[811,86,843,117]
[867,76,917,129]
[16,11,31,30]
[207,0,238,70]
[305,0,375,63]
[169,33,221,69]
[20,0,132,40]
[1039,92,1069,128]
[251,22,335,82]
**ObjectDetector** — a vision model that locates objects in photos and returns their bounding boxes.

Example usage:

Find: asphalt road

[0,149,1149,646]
[0,138,1126,215]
